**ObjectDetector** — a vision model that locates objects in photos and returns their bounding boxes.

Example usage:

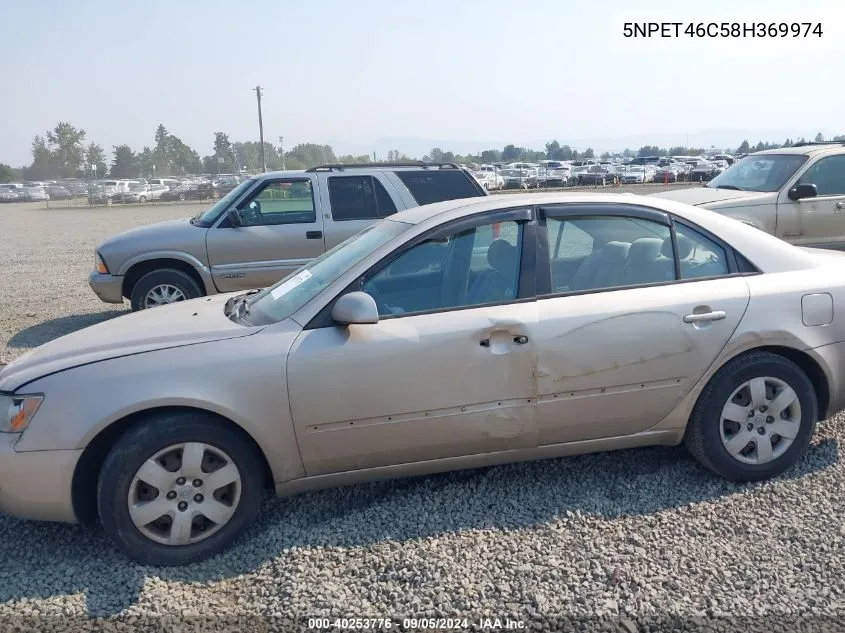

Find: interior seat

[466,239,518,304]
[620,238,664,286]
[568,241,630,291]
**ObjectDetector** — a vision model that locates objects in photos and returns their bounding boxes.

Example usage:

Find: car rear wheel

[684,351,817,482]
[97,411,265,566]
[138,196,146,203]
[130,268,203,311]
[178,193,185,201]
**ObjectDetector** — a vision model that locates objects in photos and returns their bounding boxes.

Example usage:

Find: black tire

[97,411,265,566]
[684,351,817,482]
[138,196,146,203]
[129,268,203,311]
[178,193,185,201]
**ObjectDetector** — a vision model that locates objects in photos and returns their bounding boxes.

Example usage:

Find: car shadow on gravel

[0,435,838,616]
[6,310,127,351]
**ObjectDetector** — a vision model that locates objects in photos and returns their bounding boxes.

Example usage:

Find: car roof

[390,191,817,274]
[754,143,845,157]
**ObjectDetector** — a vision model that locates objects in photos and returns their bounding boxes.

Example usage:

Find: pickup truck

[89,162,488,310]
[651,143,845,250]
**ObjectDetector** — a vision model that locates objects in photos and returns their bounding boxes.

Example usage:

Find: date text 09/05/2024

[623,22,823,38]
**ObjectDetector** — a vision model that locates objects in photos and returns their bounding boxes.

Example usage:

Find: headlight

[95,252,109,274]
[0,394,43,433]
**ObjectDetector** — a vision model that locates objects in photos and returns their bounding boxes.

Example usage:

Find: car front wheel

[684,351,817,482]
[130,268,203,311]
[97,411,265,566]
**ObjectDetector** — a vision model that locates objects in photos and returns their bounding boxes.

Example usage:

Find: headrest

[602,241,631,262]
[627,238,663,266]
[661,235,694,259]
[487,239,517,274]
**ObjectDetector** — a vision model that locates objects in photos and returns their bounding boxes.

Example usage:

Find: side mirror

[227,208,243,227]
[788,183,818,201]
[331,292,379,325]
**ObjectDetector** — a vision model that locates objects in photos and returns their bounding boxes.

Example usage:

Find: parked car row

[470,154,735,190]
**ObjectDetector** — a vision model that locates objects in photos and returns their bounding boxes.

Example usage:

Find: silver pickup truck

[89,163,487,310]
[651,143,845,250]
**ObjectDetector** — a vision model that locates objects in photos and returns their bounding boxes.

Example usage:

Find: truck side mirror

[788,183,818,201]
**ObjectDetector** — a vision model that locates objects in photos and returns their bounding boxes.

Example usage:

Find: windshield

[245,219,411,325]
[128,183,145,191]
[195,178,256,226]
[707,154,808,192]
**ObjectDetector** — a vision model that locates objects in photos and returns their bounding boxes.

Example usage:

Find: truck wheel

[130,268,203,311]
[97,410,265,566]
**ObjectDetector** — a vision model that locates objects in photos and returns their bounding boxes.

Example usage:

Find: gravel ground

[1,193,845,632]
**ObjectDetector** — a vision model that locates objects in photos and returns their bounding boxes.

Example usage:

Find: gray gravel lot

[1,191,844,631]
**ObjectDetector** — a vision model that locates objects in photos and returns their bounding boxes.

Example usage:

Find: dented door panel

[287,302,539,476]
[534,277,750,444]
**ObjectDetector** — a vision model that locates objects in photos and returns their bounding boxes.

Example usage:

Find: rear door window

[395,170,484,205]
[328,176,397,221]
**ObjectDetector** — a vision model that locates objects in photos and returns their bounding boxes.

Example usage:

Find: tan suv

[652,142,845,250]
[89,163,487,310]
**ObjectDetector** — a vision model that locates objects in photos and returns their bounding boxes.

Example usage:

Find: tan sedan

[3,192,845,565]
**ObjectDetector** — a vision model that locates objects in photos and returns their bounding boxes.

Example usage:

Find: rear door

[316,172,402,250]
[206,176,325,292]
[534,204,750,445]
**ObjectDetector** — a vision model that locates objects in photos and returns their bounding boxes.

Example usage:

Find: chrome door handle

[683,311,726,323]
[836,201,845,210]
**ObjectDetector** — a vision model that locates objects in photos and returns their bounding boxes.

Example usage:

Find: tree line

[1,122,843,184]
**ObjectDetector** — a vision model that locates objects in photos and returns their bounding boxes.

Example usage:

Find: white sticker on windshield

[270,269,313,300]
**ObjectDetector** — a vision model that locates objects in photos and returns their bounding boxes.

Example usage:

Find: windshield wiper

[713,185,744,191]
[189,215,200,225]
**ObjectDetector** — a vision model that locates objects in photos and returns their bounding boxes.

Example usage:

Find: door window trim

[537,203,758,298]
[303,207,537,330]
[214,176,318,228]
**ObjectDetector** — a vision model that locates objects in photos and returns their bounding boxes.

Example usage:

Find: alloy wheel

[144,284,186,308]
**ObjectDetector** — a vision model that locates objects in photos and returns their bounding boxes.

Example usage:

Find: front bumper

[88,271,125,304]
[0,432,80,523]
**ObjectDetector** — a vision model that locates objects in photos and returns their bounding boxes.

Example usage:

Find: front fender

[16,327,306,484]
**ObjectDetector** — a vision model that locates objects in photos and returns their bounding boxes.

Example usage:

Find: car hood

[0,293,259,392]
[649,187,772,207]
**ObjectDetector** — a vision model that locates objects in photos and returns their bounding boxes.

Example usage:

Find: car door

[779,154,845,249]
[205,176,326,292]
[315,172,403,251]
[286,209,540,476]
[534,204,750,445]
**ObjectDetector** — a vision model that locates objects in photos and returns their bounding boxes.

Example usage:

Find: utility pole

[254,85,266,173]
[279,135,285,170]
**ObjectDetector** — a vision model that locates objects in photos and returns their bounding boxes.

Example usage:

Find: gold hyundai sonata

[3,192,845,565]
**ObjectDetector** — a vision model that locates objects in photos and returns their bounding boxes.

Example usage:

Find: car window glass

[547,218,593,258]
[798,155,845,196]
[362,220,522,317]
[328,176,397,221]
[674,224,730,279]
[241,180,316,226]
[546,215,673,293]
[395,170,482,205]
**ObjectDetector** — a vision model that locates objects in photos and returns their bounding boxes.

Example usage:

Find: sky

[2,0,844,166]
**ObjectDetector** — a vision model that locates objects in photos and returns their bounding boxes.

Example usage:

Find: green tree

[622,148,635,159]
[213,132,235,172]
[85,143,107,178]
[138,146,154,177]
[582,148,595,159]
[46,122,86,176]
[637,145,665,157]
[600,152,611,160]
[480,149,502,163]
[337,154,373,164]
[168,136,201,175]
[815,132,825,142]
[501,144,520,162]
[545,140,560,159]
[0,164,20,183]
[736,140,750,154]
[110,145,139,178]
[24,135,57,179]
[286,143,336,169]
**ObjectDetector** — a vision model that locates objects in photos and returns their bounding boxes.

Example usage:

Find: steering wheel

[240,201,263,226]
[362,283,390,315]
